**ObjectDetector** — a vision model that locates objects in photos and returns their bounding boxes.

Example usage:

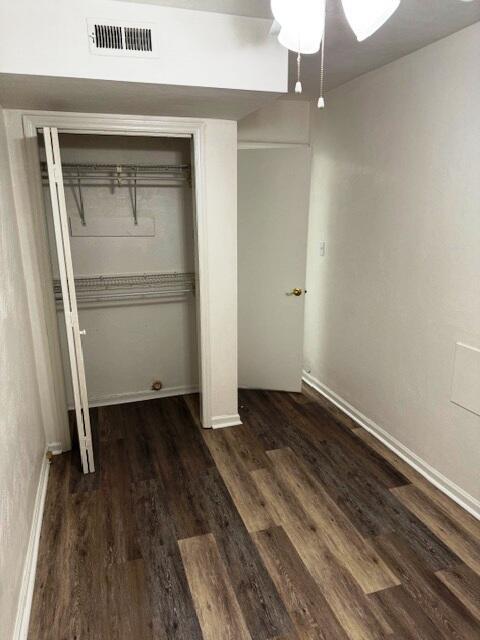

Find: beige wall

[0,107,46,637]
[305,22,480,503]
[238,99,310,144]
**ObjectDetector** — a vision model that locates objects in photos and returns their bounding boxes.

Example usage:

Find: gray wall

[304,22,480,502]
[0,107,46,637]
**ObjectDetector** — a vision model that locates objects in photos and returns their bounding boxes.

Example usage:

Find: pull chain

[295,51,303,94]
[318,1,327,108]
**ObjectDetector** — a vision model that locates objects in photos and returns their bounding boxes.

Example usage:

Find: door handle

[286,288,303,297]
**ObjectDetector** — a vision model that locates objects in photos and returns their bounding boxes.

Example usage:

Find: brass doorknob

[287,288,303,296]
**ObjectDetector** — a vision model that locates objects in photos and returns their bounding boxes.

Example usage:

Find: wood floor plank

[436,564,480,622]
[300,383,359,430]
[222,422,272,472]
[100,438,142,564]
[252,466,391,640]
[103,559,153,640]
[266,447,400,594]
[144,399,211,540]
[253,526,349,639]
[203,427,275,532]
[353,426,480,542]
[178,533,252,640]
[372,533,480,639]
[294,438,461,571]
[391,484,480,574]
[132,478,204,640]
[271,391,409,489]
[191,466,294,640]
[61,489,106,640]
[369,584,447,640]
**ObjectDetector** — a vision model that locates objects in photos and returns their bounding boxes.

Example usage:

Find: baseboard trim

[13,452,50,640]
[211,413,242,429]
[69,385,199,409]
[302,371,480,521]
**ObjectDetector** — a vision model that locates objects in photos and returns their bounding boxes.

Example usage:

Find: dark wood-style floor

[29,388,480,639]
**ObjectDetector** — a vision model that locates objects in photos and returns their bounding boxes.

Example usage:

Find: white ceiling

[124,0,480,95]
[0,74,280,120]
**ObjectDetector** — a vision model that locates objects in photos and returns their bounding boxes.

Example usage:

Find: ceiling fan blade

[341,0,401,42]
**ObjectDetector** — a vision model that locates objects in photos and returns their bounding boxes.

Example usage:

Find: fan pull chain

[318,18,326,108]
[295,51,303,93]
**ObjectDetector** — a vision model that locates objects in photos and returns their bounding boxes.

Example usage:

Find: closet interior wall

[39,133,198,407]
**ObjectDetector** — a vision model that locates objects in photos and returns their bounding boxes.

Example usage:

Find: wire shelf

[54,272,195,307]
[41,162,192,225]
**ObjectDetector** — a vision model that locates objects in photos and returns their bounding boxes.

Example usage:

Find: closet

[38,130,198,471]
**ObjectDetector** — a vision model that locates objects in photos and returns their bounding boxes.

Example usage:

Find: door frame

[23,111,212,448]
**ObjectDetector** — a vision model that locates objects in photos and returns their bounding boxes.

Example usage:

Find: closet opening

[37,128,201,473]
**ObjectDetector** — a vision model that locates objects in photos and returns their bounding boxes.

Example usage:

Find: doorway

[33,121,208,474]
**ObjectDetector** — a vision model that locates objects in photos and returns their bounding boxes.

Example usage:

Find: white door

[238,146,311,392]
[43,127,95,473]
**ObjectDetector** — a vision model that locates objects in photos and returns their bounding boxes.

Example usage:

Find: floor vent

[87,20,157,57]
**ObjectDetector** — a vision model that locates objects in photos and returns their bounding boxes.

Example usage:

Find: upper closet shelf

[41,162,191,226]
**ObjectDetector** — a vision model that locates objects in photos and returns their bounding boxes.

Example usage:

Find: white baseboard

[211,413,242,429]
[69,384,199,409]
[302,371,480,521]
[13,452,50,640]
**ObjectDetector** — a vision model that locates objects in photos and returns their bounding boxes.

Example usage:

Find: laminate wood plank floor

[29,389,480,639]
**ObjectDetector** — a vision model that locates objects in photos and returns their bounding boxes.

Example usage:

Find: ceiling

[123,0,480,95]
[0,74,280,120]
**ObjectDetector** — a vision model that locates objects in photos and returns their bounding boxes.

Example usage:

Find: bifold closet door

[43,127,95,474]
[238,146,310,392]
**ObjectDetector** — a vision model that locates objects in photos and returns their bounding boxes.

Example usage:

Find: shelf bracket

[129,168,138,225]
[76,166,86,226]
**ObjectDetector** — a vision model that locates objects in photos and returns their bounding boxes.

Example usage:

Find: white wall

[0,107,46,638]
[238,99,310,144]
[305,23,480,504]
[40,134,198,405]
[0,0,287,93]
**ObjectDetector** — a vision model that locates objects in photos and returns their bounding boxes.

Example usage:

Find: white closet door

[44,127,95,474]
[238,146,311,392]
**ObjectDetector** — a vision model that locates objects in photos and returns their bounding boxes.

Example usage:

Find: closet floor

[29,389,480,639]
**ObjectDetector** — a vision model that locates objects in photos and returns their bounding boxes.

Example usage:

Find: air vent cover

[87,20,158,57]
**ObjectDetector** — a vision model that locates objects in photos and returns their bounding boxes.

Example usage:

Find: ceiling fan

[271,0,476,107]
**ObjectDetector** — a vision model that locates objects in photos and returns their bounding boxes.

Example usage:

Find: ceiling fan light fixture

[278,25,323,55]
[341,0,401,42]
[272,0,326,54]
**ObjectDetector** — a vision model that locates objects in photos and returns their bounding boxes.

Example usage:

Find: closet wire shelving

[43,162,195,307]
[41,161,192,225]
[53,272,196,307]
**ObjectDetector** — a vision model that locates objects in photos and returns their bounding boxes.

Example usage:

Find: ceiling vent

[87,20,158,57]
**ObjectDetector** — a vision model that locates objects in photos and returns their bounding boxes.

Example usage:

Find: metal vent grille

[94,24,123,50]
[124,27,152,51]
[88,21,155,56]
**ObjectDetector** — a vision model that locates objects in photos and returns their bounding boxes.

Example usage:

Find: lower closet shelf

[54,272,195,307]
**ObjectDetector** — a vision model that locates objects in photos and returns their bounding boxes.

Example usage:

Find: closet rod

[40,162,191,226]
